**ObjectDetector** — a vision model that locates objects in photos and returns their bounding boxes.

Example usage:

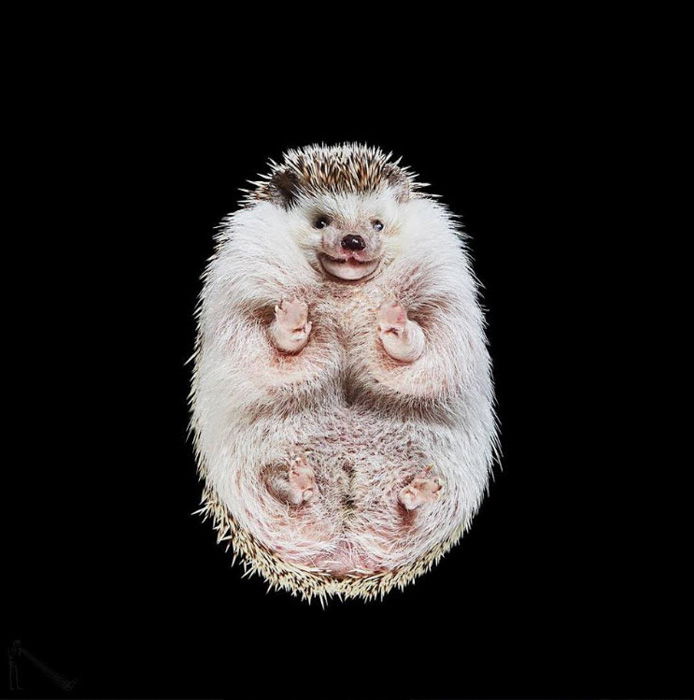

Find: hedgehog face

[246,144,423,282]
[293,190,402,282]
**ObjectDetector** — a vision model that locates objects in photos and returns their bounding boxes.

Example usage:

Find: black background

[4,43,689,700]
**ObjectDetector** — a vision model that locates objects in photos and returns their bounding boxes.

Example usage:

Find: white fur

[190,157,499,585]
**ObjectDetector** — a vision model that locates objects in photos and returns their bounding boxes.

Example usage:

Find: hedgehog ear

[386,169,411,203]
[268,168,300,208]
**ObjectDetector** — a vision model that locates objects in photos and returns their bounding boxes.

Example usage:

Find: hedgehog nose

[341,234,366,251]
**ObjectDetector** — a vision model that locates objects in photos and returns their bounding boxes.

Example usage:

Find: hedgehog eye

[372,220,384,232]
[313,216,330,229]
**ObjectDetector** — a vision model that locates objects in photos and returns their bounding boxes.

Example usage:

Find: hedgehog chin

[318,253,381,281]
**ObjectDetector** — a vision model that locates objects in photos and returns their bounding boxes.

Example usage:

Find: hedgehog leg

[398,465,443,510]
[265,452,316,506]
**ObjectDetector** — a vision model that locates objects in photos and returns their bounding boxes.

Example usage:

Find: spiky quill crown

[242,142,429,208]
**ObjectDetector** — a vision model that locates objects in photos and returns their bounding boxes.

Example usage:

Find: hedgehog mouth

[318,252,381,281]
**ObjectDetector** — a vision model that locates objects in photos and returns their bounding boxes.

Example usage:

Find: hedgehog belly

[233,406,464,578]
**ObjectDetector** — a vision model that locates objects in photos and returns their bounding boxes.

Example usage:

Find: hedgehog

[189,143,499,602]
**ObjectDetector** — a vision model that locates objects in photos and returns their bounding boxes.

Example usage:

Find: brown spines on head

[242,143,426,209]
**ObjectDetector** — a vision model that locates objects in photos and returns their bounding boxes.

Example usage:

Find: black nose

[341,234,366,251]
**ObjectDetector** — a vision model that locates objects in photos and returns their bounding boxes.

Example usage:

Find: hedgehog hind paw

[267,452,316,506]
[398,467,443,510]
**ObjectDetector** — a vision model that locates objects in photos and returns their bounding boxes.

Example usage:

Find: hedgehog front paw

[270,298,312,354]
[377,300,424,363]
[398,467,443,510]
[378,299,408,334]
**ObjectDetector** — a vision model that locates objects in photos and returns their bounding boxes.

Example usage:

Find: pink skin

[377,300,425,363]
[269,298,312,354]
[398,466,443,510]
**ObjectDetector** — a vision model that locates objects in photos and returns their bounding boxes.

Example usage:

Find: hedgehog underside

[196,481,470,603]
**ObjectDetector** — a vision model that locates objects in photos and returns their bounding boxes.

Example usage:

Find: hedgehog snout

[341,234,366,251]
